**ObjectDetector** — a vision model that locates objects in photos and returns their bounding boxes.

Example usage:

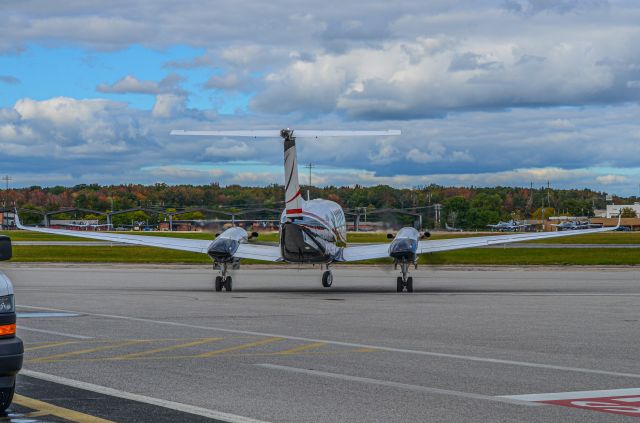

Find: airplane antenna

[305,163,315,201]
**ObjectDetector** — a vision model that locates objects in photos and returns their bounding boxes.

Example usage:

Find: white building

[606,203,640,218]
[0,211,15,229]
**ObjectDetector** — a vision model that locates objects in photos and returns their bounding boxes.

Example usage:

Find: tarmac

[2,264,640,422]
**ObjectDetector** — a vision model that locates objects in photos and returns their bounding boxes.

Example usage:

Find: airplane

[444,223,464,232]
[486,220,533,232]
[15,128,621,293]
[551,220,601,231]
[51,221,113,230]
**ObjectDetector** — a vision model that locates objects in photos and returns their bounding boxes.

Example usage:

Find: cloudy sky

[1,0,640,194]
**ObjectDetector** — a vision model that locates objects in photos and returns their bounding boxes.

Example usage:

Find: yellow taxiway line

[196,337,284,358]
[13,394,114,423]
[110,337,223,360]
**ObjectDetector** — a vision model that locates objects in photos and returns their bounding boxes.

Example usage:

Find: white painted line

[617,397,640,403]
[21,369,269,423]
[18,304,640,379]
[501,388,640,402]
[17,326,94,339]
[255,363,540,407]
[18,312,80,318]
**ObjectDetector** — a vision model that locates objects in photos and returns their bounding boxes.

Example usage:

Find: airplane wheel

[322,271,333,288]
[215,276,223,292]
[396,277,404,292]
[406,277,414,293]
[225,276,233,291]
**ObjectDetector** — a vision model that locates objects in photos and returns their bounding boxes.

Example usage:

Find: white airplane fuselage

[279,198,347,263]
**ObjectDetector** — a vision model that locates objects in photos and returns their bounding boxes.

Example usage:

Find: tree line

[4,183,632,229]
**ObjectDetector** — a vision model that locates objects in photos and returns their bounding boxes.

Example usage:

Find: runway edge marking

[18,304,640,379]
[20,369,270,423]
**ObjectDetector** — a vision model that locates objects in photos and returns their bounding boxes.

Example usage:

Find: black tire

[396,277,404,292]
[225,276,233,291]
[214,276,223,292]
[0,382,15,412]
[406,277,414,292]
[322,271,333,287]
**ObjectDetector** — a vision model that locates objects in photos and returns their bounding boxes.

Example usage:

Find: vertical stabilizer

[283,130,303,219]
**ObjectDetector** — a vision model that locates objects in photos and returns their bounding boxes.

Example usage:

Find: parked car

[614,226,632,231]
[0,236,23,412]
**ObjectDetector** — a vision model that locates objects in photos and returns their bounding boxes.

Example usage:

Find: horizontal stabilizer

[171,130,282,137]
[171,129,401,138]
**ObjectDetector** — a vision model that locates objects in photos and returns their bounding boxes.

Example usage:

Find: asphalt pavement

[2,264,639,422]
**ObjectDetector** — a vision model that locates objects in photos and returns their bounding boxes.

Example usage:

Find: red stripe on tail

[286,189,301,204]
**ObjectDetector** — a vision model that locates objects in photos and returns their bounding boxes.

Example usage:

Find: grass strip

[9,245,639,266]
[4,230,640,244]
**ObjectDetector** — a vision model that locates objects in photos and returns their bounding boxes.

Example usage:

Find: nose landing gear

[214,262,233,291]
[396,259,414,292]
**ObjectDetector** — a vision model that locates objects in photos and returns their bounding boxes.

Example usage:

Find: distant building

[0,211,15,229]
[606,203,640,218]
[50,219,98,226]
[593,209,607,218]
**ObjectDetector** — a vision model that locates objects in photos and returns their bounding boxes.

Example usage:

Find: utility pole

[304,163,315,201]
[547,181,551,211]
[1,175,11,208]
[541,184,545,232]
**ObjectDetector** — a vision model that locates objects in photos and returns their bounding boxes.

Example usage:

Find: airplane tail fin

[283,136,303,219]
[14,209,25,229]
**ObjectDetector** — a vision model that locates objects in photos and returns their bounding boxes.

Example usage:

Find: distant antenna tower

[525,181,534,216]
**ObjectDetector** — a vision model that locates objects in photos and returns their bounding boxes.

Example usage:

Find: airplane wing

[15,214,282,261]
[341,222,619,262]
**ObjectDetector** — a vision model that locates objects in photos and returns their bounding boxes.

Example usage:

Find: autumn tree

[620,207,638,218]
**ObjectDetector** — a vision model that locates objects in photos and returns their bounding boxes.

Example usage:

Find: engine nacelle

[388,227,420,261]
[207,227,249,262]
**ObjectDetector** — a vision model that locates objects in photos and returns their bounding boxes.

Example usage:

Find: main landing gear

[214,262,233,292]
[321,265,333,288]
[396,259,414,293]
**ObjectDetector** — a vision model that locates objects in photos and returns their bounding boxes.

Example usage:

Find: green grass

[8,245,639,265]
[3,229,640,265]
[12,246,212,263]
[4,229,640,244]
[0,231,91,241]
[420,248,639,266]
[523,232,640,244]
